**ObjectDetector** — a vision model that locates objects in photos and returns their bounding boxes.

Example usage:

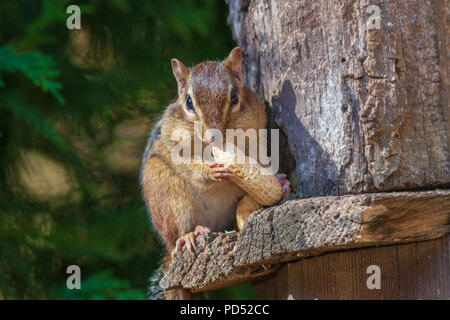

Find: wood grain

[159,190,450,293]
[255,235,450,299]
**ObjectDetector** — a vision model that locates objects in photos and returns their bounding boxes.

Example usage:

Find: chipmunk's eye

[185,95,194,113]
[230,88,239,107]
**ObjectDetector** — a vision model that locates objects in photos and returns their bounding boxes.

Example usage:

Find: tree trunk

[227,0,449,198]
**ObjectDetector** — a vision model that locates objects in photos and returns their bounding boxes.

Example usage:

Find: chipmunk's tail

[147,254,203,300]
[147,256,166,300]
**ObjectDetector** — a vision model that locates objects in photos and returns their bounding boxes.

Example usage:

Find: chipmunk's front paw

[208,163,233,181]
[175,226,211,253]
[275,174,291,200]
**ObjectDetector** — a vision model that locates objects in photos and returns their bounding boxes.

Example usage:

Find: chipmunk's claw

[275,173,291,201]
[175,226,211,253]
[194,225,211,237]
[175,232,195,253]
[209,163,233,181]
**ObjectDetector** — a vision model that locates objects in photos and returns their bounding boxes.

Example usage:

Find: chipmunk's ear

[223,47,243,83]
[171,58,189,95]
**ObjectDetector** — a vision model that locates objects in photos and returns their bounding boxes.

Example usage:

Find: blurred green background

[0,0,253,299]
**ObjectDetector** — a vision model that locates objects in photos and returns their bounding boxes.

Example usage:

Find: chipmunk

[140,47,290,300]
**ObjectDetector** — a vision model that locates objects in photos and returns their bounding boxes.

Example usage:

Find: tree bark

[227,0,449,198]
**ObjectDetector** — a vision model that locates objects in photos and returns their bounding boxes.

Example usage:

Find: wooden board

[160,190,450,293]
[255,235,449,299]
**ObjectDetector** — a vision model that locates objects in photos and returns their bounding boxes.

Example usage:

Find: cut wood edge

[160,190,450,293]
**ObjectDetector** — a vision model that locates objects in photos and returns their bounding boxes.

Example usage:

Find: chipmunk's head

[170,47,244,140]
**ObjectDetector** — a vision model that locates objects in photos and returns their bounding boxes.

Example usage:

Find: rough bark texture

[226,0,449,198]
[160,190,450,292]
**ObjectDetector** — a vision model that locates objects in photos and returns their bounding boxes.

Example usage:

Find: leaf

[0,45,65,104]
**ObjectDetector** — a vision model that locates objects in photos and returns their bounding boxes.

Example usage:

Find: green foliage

[54,270,146,300]
[0,45,64,103]
[0,0,248,299]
